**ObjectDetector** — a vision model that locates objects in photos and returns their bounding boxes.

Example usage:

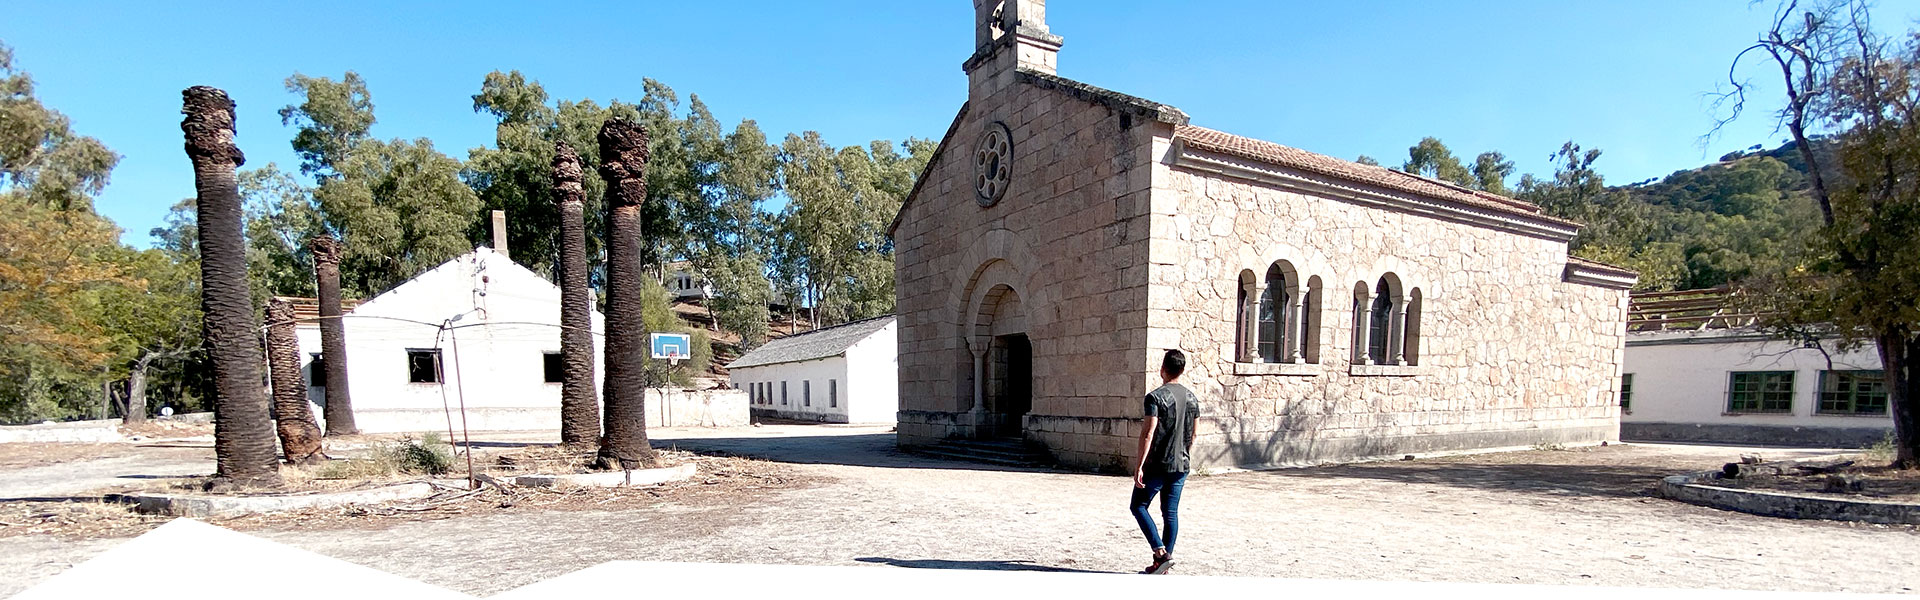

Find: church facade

[892,0,1637,472]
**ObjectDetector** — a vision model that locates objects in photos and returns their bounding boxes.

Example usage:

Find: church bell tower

[964,0,1064,98]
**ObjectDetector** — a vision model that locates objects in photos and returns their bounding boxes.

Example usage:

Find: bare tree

[182,86,281,487]
[311,234,358,435]
[266,298,325,464]
[552,142,599,446]
[1718,0,1920,466]
[595,119,657,469]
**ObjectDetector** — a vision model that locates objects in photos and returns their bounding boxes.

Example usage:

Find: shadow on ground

[647,431,1073,475]
[854,556,1113,573]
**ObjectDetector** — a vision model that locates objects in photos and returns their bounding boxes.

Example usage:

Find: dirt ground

[2,427,1916,598]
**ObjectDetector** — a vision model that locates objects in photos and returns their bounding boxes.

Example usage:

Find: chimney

[490,210,509,259]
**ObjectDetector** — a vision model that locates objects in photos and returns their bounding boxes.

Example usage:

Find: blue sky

[9,1,1918,246]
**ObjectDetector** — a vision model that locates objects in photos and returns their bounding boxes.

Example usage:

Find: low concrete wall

[114,482,438,518]
[349,389,750,434]
[1623,422,1890,448]
[0,419,123,443]
[1660,470,1920,525]
[647,388,749,428]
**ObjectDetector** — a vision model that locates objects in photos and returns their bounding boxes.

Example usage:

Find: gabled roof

[726,315,895,370]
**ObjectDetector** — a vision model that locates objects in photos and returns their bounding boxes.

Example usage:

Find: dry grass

[1710,456,1920,502]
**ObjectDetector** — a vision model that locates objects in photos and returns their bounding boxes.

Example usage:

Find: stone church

[892,0,1637,472]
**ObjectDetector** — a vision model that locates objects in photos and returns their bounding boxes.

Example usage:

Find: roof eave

[1170,143,1582,243]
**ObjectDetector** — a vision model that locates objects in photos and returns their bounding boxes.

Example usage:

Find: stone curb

[1658,464,1920,525]
[110,482,438,519]
[513,463,697,488]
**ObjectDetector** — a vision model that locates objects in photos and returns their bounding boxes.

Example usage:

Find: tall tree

[1718,0,1920,466]
[1400,137,1475,188]
[0,42,118,212]
[1471,151,1515,195]
[265,298,324,463]
[551,142,598,446]
[774,134,933,326]
[595,118,657,470]
[279,72,374,178]
[284,72,478,297]
[310,234,356,435]
[181,86,279,487]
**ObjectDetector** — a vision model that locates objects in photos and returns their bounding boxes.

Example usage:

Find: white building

[662,260,713,301]
[1621,289,1892,447]
[293,248,606,434]
[727,316,898,424]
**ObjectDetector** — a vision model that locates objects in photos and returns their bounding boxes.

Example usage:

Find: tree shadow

[854,556,1114,573]
[647,432,1073,475]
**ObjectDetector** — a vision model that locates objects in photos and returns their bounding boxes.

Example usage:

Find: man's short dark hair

[1162,349,1186,379]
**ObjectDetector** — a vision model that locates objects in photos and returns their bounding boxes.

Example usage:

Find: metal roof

[726,315,895,370]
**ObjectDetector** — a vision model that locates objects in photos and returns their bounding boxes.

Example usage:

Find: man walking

[1130,349,1199,574]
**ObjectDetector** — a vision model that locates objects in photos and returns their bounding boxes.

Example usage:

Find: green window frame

[1817,370,1888,416]
[1727,371,1794,414]
[1620,373,1633,414]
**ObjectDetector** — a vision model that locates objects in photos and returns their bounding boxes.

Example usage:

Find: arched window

[1236,270,1258,362]
[1300,276,1323,364]
[1354,274,1408,366]
[1240,262,1316,365]
[1259,264,1285,362]
[1368,279,1392,364]
[1405,288,1423,366]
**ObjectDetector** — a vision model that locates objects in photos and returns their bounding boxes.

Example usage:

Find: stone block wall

[1143,154,1629,470]
[894,68,1160,471]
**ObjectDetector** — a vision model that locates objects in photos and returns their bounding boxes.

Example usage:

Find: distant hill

[1590,139,1827,292]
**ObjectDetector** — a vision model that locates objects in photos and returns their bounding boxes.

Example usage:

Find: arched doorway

[974,283,1029,438]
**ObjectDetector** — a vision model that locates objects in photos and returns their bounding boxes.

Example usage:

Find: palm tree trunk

[595,119,657,470]
[552,142,599,447]
[182,86,281,488]
[267,298,326,464]
[311,234,358,435]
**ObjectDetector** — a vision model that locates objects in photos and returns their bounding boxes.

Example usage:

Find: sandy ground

[1,426,1915,598]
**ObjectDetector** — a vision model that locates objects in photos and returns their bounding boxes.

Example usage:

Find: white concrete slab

[513,463,696,488]
[13,518,472,600]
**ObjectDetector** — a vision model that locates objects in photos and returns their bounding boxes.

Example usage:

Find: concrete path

[4,427,1914,598]
[0,445,211,501]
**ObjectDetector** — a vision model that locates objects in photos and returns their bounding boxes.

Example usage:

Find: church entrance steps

[905,437,1054,467]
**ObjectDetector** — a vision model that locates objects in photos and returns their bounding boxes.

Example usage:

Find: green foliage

[0,42,119,212]
[240,164,322,300]
[279,72,375,178]
[317,432,455,478]
[1401,137,1476,188]
[773,133,934,327]
[637,277,709,386]
[313,137,481,297]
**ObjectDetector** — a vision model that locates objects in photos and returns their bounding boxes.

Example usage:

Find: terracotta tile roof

[1174,125,1573,225]
[275,296,363,325]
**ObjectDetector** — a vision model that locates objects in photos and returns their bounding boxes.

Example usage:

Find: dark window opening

[543,352,564,383]
[407,349,443,384]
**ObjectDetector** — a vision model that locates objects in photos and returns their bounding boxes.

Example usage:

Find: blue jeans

[1130,471,1187,555]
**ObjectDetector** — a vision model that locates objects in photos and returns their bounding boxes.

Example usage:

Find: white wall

[728,320,899,424]
[292,249,604,434]
[1623,329,1888,428]
[733,356,851,423]
[844,320,899,424]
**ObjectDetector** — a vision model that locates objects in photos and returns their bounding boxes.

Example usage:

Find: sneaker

[1149,559,1175,574]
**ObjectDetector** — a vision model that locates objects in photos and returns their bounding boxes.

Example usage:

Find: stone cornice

[1015,69,1189,125]
[1170,143,1581,242]
[1563,263,1640,290]
[887,102,971,239]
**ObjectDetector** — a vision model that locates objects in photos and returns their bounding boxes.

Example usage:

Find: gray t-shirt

[1143,383,1200,473]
